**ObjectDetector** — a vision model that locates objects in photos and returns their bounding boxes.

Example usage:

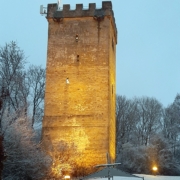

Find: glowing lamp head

[64,175,71,179]
[152,166,158,171]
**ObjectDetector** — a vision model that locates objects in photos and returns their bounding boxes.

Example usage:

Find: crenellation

[49,3,112,17]
[47,3,57,18]
[63,4,70,12]
[102,1,112,9]
[48,1,112,15]
[49,2,117,42]
[76,4,83,11]
[89,3,96,11]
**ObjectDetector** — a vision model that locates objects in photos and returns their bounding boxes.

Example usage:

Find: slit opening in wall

[77,55,79,61]
[112,38,114,51]
[75,34,79,42]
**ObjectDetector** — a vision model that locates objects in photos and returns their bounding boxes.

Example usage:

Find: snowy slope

[137,174,180,180]
[87,178,140,180]
[87,175,180,180]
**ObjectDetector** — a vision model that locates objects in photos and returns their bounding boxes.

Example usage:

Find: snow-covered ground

[87,175,180,180]
[137,174,180,180]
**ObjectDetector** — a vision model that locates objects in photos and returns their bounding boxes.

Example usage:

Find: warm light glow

[64,175,70,179]
[152,166,158,171]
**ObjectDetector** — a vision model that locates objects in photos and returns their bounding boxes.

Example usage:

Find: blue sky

[0,0,180,107]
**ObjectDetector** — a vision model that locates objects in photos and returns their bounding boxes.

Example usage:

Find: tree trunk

[0,134,5,180]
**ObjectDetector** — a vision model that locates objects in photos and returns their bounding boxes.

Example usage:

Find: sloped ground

[87,175,180,180]
[136,174,180,180]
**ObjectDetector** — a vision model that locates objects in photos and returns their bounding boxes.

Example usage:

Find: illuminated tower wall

[42,1,117,174]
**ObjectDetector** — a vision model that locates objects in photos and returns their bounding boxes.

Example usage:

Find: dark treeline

[116,95,180,175]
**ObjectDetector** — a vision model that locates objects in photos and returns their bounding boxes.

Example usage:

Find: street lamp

[152,166,158,176]
[64,175,71,180]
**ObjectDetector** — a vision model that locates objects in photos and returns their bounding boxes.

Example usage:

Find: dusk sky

[0,0,180,107]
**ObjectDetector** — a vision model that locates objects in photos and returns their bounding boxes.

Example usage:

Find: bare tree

[0,42,46,179]
[2,111,51,180]
[43,140,82,179]
[27,65,45,126]
[0,41,27,123]
[116,95,139,150]
[163,94,180,157]
[136,97,163,146]
[116,95,167,174]
[0,41,27,178]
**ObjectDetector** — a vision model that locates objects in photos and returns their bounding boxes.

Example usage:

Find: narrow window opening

[77,55,79,61]
[75,34,79,42]
[112,38,114,51]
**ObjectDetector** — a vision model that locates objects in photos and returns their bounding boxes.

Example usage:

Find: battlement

[47,1,117,40]
[47,1,112,18]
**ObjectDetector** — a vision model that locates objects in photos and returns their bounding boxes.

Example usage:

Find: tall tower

[42,1,117,176]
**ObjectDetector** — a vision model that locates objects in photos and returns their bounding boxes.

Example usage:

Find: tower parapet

[47,1,117,43]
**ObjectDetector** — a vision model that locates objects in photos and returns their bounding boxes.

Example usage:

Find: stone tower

[42,1,117,175]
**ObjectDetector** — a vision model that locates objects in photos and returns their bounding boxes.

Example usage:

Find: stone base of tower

[42,115,115,177]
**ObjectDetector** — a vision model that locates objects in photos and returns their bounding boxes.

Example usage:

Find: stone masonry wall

[42,1,117,174]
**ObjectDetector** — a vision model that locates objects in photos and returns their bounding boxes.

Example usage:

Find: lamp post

[152,166,158,176]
